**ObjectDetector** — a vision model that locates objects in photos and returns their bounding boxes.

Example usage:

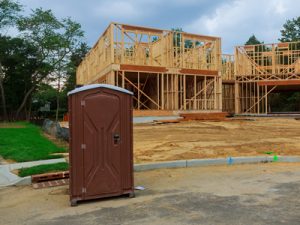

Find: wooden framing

[77,23,222,113]
[235,41,300,114]
[221,54,235,113]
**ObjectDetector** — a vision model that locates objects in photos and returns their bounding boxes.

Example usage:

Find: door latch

[113,133,120,144]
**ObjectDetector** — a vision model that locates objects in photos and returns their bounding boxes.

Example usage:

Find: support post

[161,73,164,110]
[110,24,114,64]
[138,72,140,110]
[157,74,160,110]
[265,85,268,114]
[257,84,260,114]
[214,76,217,110]
[194,75,196,110]
[122,71,125,88]
[183,75,186,110]
[204,76,207,110]
[234,81,240,114]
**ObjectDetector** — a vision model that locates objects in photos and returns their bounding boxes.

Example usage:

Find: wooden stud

[204,76,207,110]
[138,72,140,110]
[161,73,164,110]
[157,73,160,109]
[265,85,268,114]
[122,71,125,88]
[183,75,186,110]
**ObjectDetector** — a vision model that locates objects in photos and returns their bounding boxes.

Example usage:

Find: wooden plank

[194,76,196,110]
[138,72,140,109]
[265,85,268,114]
[183,33,219,41]
[277,42,289,48]
[120,64,168,73]
[32,171,69,183]
[204,76,207,110]
[122,71,125,88]
[183,75,186,110]
[122,24,163,34]
[222,80,235,84]
[161,73,164,110]
[157,74,159,110]
[257,80,300,86]
[179,68,218,76]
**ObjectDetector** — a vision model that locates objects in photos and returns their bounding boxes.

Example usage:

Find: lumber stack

[31,171,69,183]
[179,112,229,121]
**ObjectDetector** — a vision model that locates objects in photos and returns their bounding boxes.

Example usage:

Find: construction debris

[179,112,229,121]
[32,179,69,189]
[31,171,69,183]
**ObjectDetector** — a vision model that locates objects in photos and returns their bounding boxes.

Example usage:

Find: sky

[17,0,300,54]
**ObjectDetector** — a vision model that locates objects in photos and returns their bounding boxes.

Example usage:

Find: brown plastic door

[81,91,121,197]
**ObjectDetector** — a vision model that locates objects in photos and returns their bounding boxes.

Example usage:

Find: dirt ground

[1,163,300,225]
[134,117,300,163]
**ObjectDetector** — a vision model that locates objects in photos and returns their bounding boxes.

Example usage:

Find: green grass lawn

[18,162,69,177]
[0,122,67,162]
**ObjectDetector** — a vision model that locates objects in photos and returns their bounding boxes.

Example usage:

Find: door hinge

[81,100,85,106]
[82,187,87,193]
[81,144,86,150]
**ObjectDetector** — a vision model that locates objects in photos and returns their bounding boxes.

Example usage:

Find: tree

[0,0,22,121]
[15,8,84,119]
[0,0,22,28]
[279,17,300,42]
[0,36,42,120]
[64,42,89,93]
[31,83,57,118]
[245,35,262,45]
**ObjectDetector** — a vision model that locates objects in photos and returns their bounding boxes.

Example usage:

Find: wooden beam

[120,64,167,73]
[183,33,219,42]
[183,75,186,110]
[161,73,164,110]
[222,80,235,84]
[204,76,207,110]
[157,74,160,110]
[265,85,268,114]
[257,80,300,86]
[122,24,163,34]
[122,71,125,88]
[194,76,196,110]
[179,68,218,76]
[138,72,140,110]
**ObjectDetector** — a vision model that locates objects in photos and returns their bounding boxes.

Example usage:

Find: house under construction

[234,42,300,114]
[77,23,222,115]
[76,23,300,115]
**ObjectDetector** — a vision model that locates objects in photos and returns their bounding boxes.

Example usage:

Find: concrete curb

[8,158,66,170]
[0,176,31,188]
[134,160,187,172]
[14,176,31,186]
[2,156,300,187]
[134,156,300,172]
[0,158,66,188]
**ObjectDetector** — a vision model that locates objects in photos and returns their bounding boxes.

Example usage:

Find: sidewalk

[0,158,66,187]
